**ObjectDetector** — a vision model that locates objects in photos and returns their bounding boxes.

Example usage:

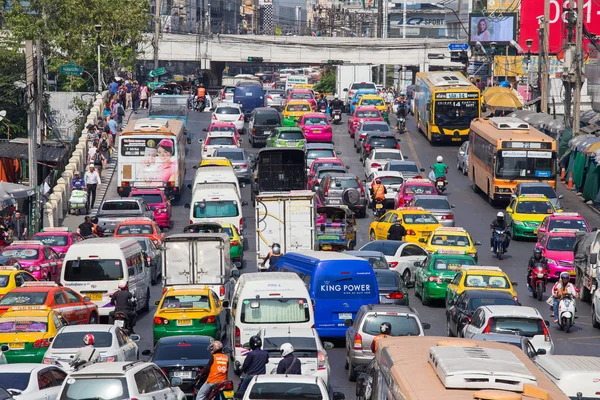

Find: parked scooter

[529,262,549,301]
[558,293,576,332]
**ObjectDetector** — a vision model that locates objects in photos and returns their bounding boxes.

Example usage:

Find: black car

[446,290,520,338]
[374,269,409,306]
[360,132,399,160]
[142,336,213,397]
[249,107,282,147]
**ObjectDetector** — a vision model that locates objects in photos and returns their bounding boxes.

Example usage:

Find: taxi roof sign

[435,249,467,255]
[8,305,51,312]
[404,178,429,183]
[10,240,45,246]
[434,227,467,232]
[399,207,425,211]
[550,228,579,233]
[462,266,503,272]
[553,212,580,217]
[21,282,58,287]
[0,266,20,271]
[122,217,153,222]
[41,227,71,232]
[518,194,546,198]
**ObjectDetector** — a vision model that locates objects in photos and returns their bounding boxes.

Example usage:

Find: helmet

[208,341,223,353]
[249,335,262,350]
[272,243,281,255]
[199,83,204,87]
[436,156,443,163]
[334,96,338,100]
[118,280,128,290]
[74,171,80,176]
[83,334,95,346]
[400,92,406,97]
[499,81,511,88]
[560,272,570,280]
[375,178,382,184]
[497,212,504,219]
[380,322,392,334]
[533,248,542,259]
[280,343,294,357]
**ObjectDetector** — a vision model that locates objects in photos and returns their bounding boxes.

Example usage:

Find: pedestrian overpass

[139,33,464,84]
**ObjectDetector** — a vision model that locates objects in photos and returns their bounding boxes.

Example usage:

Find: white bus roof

[418,71,474,88]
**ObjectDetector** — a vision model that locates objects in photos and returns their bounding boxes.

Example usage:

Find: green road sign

[148,67,167,78]
[59,62,83,76]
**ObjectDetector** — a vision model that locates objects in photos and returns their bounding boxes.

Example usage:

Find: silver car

[265,89,285,109]
[457,141,469,175]
[513,182,564,210]
[353,121,391,153]
[382,160,424,179]
[408,194,456,227]
[315,173,368,218]
[214,147,255,182]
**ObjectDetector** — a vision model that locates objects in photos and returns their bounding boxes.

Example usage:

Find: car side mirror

[184,203,191,209]
[238,138,243,144]
[142,349,152,356]
[536,348,547,355]
[414,261,420,267]
[130,334,141,342]
[222,300,230,308]
[203,128,208,132]
[240,182,246,188]
[419,168,425,172]
[512,281,518,286]
[590,253,598,265]
[447,298,454,306]
[154,300,160,306]
[422,322,431,330]
[451,204,456,208]
[333,393,345,400]
[242,201,248,206]
[0,345,8,352]
[418,238,425,243]
[198,138,204,144]
[170,377,182,387]
[323,341,334,350]
[346,166,350,170]
[336,151,342,155]
[506,207,513,213]
[232,269,240,278]
[83,296,90,302]
[474,241,481,246]
[544,320,550,327]
[344,319,353,326]
[193,165,198,170]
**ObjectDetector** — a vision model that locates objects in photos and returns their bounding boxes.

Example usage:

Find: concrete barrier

[48,196,59,226]
[44,202,54,228]
[69,156,80,173]
[49,192,62,221]
[56,178,67,212]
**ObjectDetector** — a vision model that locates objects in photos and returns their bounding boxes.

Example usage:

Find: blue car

[349,89,379,115]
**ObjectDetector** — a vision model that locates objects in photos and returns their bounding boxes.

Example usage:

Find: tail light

[440,214,454,220]
[252,128,256,135]
[235,326,241,347]
[388,261,398,268]
[482,318,493,333]
[428,276,442,284]
[239,218,244,234]
[371,163,381,168]
[104,356,116,362]
[122,181,131,187]
[365,144,371,153]
[241,163,248,168]
[324,180,330,197]
[224,381,234,391]
[221,92,226,100]
[190,219,194,225]
[199,316,216,323]
[33,339,51,349]
[238,115,244,121]
[542,320,550,341]
[162,368,168,376]
[395,143,400,149]
[267,95,273,100]
[406,229,416,235]
[385,291,404,299]
[220,285,225,297]
[317,351,326,370]
[352,333,363,350]
[154,317,169,325]
[231,240,239,247]
[359,181,365,197]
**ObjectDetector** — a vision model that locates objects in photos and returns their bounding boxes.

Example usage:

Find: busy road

[89,104,600,397]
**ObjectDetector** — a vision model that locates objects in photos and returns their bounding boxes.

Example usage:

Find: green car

[221,223,244,266]
[414,250,477,305]
[265,127,307,148]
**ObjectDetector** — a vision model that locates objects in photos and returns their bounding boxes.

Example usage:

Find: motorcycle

[491,227,508,260]
[331,109,342,124]
[396,116,406,133]
[113,311,134,335]
[319,106,327,113]
[207,380,235,400]
[373,200,385,219]
[435,177,447,194]
[558,293,576,333]
[529,262,549,301]
[195,96,206,112]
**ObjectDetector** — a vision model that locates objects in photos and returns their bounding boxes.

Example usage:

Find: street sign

[448,43,469,51]
[59,62,83,76]
[148,67,167,78]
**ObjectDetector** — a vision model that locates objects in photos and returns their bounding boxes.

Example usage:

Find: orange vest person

[371,322,392,353]
[197,85,206,99]
[196,341,229,400]
[371,178,387,202]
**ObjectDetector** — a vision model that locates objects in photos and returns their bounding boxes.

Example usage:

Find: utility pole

[572,0,584,136]
[403,0,407,39]
[153,0,161,82]
[540,0,550,113]
[25,40,37,233]
[377,0,383,38]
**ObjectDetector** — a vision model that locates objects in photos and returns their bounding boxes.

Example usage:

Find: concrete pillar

[48,197,59,226]
[90,106,100,119]
[44,202,54,228]
[49,192,63,221]
[56,178,67,212]
[69,156,80,173]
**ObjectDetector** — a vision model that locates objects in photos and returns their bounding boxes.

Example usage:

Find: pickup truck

[95,198,155,235]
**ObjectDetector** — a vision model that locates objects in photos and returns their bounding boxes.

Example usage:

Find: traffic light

[327,60,344,65]
[247,57,264,62]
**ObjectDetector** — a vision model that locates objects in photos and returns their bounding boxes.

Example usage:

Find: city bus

[367,336,568,400]
[148,95,189,128]
[117,118,186,200]
[468,117,557,203]
[413,71,480,144]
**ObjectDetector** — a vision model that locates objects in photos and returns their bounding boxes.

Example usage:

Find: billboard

[518,0,600,55]
[390,13,446,28]
[469,14,516,44]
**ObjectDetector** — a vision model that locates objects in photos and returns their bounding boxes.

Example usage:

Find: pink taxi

[32,228,83,257]
[393,178,438,209]
[536,229,578,280]
[286,89,317,110]
[348,107,383,138]
[536,212,590,241]
[206,121,241,140]
[129,187,172,230]
[298,113,333,143]
[0,241,62,282]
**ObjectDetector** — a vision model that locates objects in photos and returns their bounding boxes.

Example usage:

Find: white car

[462,305,554,355]
[0,344,7,364]
[592,279,600,329]
[211,105,245,133]
[56,361,185,400]
[363,148,404,178]
[366,171,404,208]
[358,241,428,286]
[243,375,345,400]
[43,325,140,371]
[199,131,241,158]
[0,364,67,400]
[260,328,332,387]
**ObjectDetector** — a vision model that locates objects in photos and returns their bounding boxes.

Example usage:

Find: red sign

[518,0,600,55]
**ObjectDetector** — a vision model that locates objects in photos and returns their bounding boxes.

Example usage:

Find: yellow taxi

[153,286,228,345]
[282,100,312,126]
[506,194,559,240]
[445,266,519,308]
[369,207,441,244]
[420,226,481,262]
[199,157,233,168]
[0,305,68,363]
[0,266,37,300]
[357,94,388,121]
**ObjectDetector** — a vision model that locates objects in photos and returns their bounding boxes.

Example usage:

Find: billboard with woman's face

[469,14,516,44]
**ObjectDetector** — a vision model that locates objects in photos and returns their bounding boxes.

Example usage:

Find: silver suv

[315,173,368,218]
[408,194,456,227]
[344,304,429,381]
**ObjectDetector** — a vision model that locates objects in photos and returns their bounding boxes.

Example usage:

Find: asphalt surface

[95,106,600,397]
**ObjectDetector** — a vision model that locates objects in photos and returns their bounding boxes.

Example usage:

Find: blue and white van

[271,251,379,337]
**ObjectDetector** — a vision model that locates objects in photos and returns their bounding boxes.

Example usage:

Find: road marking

[403,128,423,170]
[555,335,600,341]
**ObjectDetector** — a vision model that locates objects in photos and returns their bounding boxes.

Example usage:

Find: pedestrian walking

[131,81,140,112]
[125,79,133,110]
[98,133,110,164]
[10,211,27,240]
[114,101,125,130]
[140,83,148,109]
[92,147,106,178]
[109,78,119,97]
[107,115,118,146]
[87,139,99,165]
[84,165,101,210]
[118,83,127,108]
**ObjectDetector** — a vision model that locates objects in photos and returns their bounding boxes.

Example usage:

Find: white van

[60,238,151,319]
[534,355,600,398]
[230,272,314,364]
[192,165,241,198]
[187,183,246,235]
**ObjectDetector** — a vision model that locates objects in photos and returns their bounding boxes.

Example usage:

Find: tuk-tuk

[316,206,357,251]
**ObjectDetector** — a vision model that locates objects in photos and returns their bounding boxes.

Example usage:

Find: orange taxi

[113,217,165,246]
[0,282,99,324]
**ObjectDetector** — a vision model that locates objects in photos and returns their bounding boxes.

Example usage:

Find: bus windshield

[434,100,479,126]
[496,150,556,179]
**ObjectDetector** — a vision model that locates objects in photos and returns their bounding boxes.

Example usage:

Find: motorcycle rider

[395,96,408,130]
[329,96,344,116]
[490,212,511,252]
[317,94,328,111]
[109,280,137,333]
[370,178,387,209]
[276,343,301,374]
[196,83,207,111]
[77,216,95,238]
[551,272,578,323]
[196,341,229,400]
[262,243,283,269]
[432,156,448,181]
[371,322,392,353]
[527,248,548,290]
[387,219,407,241]
[90,216,105,237]
[237,335,269,392]
[69,334,100,371]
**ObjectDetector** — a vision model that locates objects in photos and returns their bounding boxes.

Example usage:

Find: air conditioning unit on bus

[428,72,472,87]
[428,345,537,391]
[489,117,530,131]
[134,118,170,130]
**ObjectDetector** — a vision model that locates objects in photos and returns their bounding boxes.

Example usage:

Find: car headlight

[547,258,557,265]
[513,220,524,226]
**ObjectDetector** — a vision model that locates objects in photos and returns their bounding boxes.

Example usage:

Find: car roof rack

[123,360,145,371]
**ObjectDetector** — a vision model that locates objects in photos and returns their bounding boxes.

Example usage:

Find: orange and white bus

[117,118,186,200]
[468,117,557,204]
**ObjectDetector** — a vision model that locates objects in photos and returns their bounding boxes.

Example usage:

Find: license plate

[329,199,341,204]
[569,270,576,276]
[339,313,352,320]
[114,320,125,328]
[375,203,383,209]
[264,130,271,135]
[321,245,332,250]
[177,319,192,326]
[223,390,234,399]
[86,293,103,301]
[9,342,24,350]
[313,129,320,133]
[174,371,192,379]
[537,273,545,278]
[452,138,461,142]
[319,235,340,240]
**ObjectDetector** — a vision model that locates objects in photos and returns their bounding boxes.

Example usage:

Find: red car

[129,188,172,230]
[348,107,383,138]
[206,121,240,140]
[286,89,317,110]
[393,178,438,208]
[0,241,63,282]
[32,228,84,257]
[307,157,346,190]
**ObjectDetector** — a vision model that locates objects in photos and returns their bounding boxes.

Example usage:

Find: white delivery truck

[161,233,240,301]
[335,65,372,103]
[255,191,316,270]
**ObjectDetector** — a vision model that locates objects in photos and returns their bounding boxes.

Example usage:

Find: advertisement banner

[469,14,516,43]
[389,13,446,28]
[120,137,178,187]
[493,55,564,76]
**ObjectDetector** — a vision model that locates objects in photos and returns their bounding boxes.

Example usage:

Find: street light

[95,24,102,93]
[0,110,10,139]
[525,39,533,101]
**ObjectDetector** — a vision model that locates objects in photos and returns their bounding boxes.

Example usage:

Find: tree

[314,70,336,94]
[0,45,27,138]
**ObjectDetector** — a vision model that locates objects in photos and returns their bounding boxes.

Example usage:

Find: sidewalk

[557,181,600,226]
